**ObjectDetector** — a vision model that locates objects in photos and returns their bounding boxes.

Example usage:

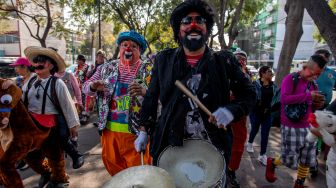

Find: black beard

[180,30,207,51]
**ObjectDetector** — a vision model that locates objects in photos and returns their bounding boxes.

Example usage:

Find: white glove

[134,131,148,152]
[212,107,234,128]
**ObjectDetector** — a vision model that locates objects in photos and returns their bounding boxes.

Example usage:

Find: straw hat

[24,46,66,72]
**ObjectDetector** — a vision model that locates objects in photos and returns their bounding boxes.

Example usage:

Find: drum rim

[157,138,225,187]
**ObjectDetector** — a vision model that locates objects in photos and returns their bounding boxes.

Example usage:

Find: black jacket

[140,46,256,158]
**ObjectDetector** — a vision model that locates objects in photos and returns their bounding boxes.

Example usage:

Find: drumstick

[175,80,212,116]
[175,80,227,130]
[141,151,144,166]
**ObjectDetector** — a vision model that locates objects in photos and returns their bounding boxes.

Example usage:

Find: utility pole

[72,32,75,64]
[98,0,101,49]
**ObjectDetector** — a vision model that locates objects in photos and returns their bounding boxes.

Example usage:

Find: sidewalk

[17,124,327,188]
[235,127,327,188]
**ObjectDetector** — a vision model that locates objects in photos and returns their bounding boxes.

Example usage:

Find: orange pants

[101,129,151,176]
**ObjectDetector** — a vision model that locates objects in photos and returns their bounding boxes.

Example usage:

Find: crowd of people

[1,0,336,188]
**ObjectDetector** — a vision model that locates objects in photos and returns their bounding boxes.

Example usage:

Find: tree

[312,0,336,44]
[66,0,99,56]
[305,0,336,60]
[207,0,268,49]
[274,0,305,86]
[0,0,68,47]
[101,0,182,53]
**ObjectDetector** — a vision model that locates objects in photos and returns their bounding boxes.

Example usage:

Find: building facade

[236,0,316,70]
[0,0,66,58]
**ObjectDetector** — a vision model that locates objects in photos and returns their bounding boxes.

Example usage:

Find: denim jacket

[254,79,277,102]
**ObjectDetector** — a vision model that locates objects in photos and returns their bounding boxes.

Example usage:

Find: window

[0,36,6,43]
[0,35,19,43]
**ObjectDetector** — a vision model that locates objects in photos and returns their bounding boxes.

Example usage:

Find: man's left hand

[209,107,234,129]
[129,81,146,97]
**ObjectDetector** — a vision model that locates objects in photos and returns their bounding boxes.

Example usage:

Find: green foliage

[68,0,181,53]
[101,0,182,52]
[313,0,336,43]
[69,0,266,52]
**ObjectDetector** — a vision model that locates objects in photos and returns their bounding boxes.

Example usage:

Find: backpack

[270,72,300,127]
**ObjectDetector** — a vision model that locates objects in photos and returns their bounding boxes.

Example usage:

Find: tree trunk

[228,0,244,48]
[274,0,304,87]
[40,40,47,47]
[112,46,120,60]
[90,29,95,59]
[304,0,336,60]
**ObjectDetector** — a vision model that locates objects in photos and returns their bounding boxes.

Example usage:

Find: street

[6,113,325,188]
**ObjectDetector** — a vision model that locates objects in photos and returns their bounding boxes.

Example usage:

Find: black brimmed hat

[170,0,215,42]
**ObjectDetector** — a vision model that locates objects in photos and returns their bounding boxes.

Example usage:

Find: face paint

[119,40,141,73]
[124,48,133,60]
[179,13,208,51]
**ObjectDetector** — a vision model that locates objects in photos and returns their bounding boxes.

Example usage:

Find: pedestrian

[23,46,84,169]
[9,57,35,171]
[246,66,276,166]
[265,55,327,188]
[87,50,106,115]
[314,49,335,172]
[234,48,252,78]
[315,49,335,108]
[83,30,152,176]
[74,54,91,124]
[135,0,255,186]
[87,50,105,79]
[9,57,36,88]
[226,49,252,188]
[55,65,83,116]
[309,99,336,188]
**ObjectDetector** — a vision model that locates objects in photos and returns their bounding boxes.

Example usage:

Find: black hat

[311,54,327,69]
[170,0,215,42]
[77,54,86,61]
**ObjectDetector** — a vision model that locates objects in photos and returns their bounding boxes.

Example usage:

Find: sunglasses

[181,16,206,25]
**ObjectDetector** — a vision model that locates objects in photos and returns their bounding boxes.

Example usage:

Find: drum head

[158,139,225,188]
[103,165,176,188]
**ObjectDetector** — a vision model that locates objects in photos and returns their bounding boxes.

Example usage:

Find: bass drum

[158,139,226,188]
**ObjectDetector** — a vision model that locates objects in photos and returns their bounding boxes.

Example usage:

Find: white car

[66,64,77,74]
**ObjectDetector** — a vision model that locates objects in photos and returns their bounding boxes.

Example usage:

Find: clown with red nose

[83,30,153,176]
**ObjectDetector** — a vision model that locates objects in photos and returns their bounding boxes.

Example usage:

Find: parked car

[66,64,77,74]
[0,58,17,79]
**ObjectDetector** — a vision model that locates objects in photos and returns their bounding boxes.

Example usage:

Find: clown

[136,1,255,187]
[83,30,152,175]
[308,100,336,188]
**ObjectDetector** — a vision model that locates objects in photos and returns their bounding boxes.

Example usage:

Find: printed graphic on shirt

[185,73,209,140]
[108,82,130,123]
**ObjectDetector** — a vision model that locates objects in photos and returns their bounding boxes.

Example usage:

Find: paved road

[1,114,328,188]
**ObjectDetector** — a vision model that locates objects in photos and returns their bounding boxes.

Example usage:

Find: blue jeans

[248,112,272,155]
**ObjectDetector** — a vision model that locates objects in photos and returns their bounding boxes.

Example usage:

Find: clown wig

[170,0,215,43]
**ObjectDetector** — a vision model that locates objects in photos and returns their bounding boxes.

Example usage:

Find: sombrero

[24,46,66,72]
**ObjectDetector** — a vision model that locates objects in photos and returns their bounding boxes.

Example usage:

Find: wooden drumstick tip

[141,151,144,166]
